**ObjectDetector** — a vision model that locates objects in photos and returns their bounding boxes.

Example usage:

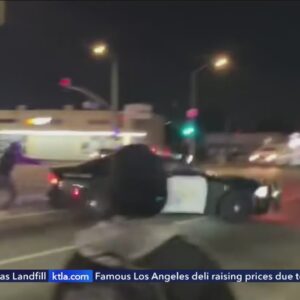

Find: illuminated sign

[25,117,52,126]
[0,129,147,138]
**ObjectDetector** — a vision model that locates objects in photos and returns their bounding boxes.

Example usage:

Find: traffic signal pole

[59,78,109,108]
[189,72,197,159]
[189,132,196,160]
[110,58,119,112]
[110,57,119,136]
[189,64,207,159]
[181,117,198,164]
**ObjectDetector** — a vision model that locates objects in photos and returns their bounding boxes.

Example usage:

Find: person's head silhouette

[109,144,167,218]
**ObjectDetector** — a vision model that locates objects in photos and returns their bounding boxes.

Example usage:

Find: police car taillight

[150,146,157,154]
[48,173,59,185]
[150,145,171,157]
[71,186,81,199]
[163,148,171,157]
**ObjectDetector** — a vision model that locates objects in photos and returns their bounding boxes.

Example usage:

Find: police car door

[162,175,208,214]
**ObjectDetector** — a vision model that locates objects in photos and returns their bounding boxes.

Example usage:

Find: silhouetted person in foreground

[54,144,235,300]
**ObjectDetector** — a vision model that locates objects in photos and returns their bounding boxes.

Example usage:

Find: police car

[47,154,280,221]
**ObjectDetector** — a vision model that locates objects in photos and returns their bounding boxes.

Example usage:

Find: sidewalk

[0,194,50,218]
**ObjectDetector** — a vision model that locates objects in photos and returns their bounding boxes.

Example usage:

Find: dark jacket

[0,144,40,176]
[0,150,16,176]
[54,217,235,300]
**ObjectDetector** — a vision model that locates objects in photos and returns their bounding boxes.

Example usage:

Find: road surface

[0,210,93,300]
[0,210,300,300]
[0,164,299,299]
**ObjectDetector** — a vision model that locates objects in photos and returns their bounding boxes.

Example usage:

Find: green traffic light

[182,126,195,136]
[181,121,196,138]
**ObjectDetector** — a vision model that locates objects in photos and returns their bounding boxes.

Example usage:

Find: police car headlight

[88,200,98,208]
[254,186,269,198]
[272,189,280,198]
[89,151,100,158]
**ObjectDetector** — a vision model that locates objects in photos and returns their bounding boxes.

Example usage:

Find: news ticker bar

[0,270,299,283]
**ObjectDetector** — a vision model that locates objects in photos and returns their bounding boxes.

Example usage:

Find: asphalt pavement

[0,210,93,300]
[0,164,299,299]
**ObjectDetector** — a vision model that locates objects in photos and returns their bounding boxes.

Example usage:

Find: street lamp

[213,56,229,69]
[91,42,119,112]
[92,43,108,56]
[190,55,230,107]
[188,55,230,158]
[92,42,119,138]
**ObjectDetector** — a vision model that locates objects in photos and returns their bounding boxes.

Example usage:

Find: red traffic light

[186,108,199,119]
[59,78,72,88]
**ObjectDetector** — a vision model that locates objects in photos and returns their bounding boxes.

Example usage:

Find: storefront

[0,107,164,161]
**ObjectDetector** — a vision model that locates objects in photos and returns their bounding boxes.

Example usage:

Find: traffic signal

[59,78,72,88]
[186,108,199,119]
[180,120,197,138]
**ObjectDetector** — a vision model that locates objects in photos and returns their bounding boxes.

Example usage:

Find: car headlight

[89,151,100,158]
[254,186,269,198]
[88,200,98,208]
[272,189,280,198]
[249,153,259,162]
[265,153,277,162]
[186,154,194,164]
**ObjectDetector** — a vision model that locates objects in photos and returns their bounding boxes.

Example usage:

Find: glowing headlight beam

[272,190,280,198]
[288,139,300,149]
[186,154,194,164]
[265,153,277,162]
[249,153,259,162]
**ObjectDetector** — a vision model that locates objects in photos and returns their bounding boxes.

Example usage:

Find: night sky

[0,1,300,131]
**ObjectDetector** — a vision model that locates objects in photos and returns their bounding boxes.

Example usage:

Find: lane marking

[0,209,66,222]
[0,245,76,266]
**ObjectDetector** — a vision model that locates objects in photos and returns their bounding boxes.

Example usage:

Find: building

[0,105,165,161]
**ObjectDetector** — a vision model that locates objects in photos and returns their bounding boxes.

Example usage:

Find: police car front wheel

[218,191,253,222]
